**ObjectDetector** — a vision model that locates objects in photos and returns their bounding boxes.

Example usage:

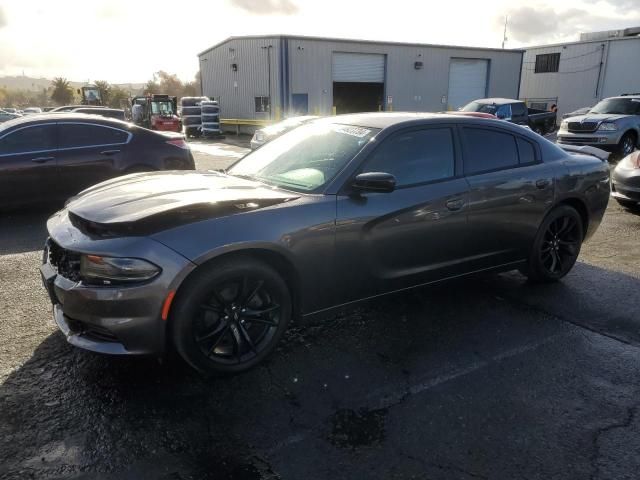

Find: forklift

[131,94,181,132]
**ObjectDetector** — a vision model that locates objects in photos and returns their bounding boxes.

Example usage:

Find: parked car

[562,107,591,120]
[461,98,557,135]
[0,111,21,123]
[49,105,107,113]
[250,115,319,149]
[71,107,126,121]
[611,150,640,209]
[40,113,610,374]
[22,107,43,115]
[2,108,17,114]
[557,96,640,157]
[0,114,195,210]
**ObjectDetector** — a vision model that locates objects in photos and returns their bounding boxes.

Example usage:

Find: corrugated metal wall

[288,38,522,115]
[519,37,640,118]
[199,37,282,121]
[199,36,523,121]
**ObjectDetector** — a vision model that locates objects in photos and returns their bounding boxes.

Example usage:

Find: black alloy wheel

[171,258,291,374]
[619,132,637,158]
[524,205,583,283]
[194,276,280,365]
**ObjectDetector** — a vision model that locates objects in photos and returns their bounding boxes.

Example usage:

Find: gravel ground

[1,144,640,480]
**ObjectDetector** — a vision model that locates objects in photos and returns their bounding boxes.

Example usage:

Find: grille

[568,122,598,133]
[48,240,81,282]
[66,318,120,343]
[558,136,601,144]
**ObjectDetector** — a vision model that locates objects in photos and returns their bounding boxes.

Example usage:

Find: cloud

[501,6,640,44]
[229,0,298,15]
[0,6,7,28]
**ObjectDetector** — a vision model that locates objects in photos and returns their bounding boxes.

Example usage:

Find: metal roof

[523,33,640,51]
[198,34,525,57]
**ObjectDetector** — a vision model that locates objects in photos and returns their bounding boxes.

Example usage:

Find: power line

[522,48,603,64]
[522,64,601,74]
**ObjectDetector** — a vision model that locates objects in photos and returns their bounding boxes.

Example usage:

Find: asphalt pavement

[1,141,640,480]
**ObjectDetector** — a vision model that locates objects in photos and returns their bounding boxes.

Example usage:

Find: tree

[50,77,73,105]
[94,80,111,106]
[109,86,130,109]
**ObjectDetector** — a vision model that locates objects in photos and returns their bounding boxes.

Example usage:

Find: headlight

[255,131,265,141]
[598,122,617,131]
[80,255,161,285]
[560,121,568,130]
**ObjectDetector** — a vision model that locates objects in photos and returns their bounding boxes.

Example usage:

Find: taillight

[166,139,189,149]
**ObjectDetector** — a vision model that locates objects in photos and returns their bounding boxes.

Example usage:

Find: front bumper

[557,130,622,148]
[41,210,195,355]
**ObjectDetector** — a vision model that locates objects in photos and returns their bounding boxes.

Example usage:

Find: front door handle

[31,156,55,164]
[536,179,550,189]
[100,149,120,156]
[445,198,465,211]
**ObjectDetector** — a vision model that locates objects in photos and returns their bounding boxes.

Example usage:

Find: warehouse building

[519,27,640,118]
[198,35,524,130]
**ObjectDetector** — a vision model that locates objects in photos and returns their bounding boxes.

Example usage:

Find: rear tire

[171,258,292,375]
[523,206,583,283]
[616,198,639,210]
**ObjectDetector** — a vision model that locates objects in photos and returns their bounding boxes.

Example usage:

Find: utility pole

[502,15,508,49]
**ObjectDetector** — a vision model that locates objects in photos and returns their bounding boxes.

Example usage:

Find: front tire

[618,132,637,158]
[171,258,292,375]
[524,206,583,283]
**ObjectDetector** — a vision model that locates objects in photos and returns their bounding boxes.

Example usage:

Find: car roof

[321,112,515,129]
[72,107,124,112]
[469,98,519,105]
[604,96,640,100]
[0,113,134,132]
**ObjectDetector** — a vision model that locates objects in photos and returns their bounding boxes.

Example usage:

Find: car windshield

[461,102,498,114]
[589,98,640,115]
[229,122,378,192]
[152,101,174,115]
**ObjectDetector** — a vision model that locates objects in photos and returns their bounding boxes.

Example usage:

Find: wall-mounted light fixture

[414,61,424,70]
[231,63,238,72]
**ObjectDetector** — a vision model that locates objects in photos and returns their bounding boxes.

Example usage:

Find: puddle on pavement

[328,407,388,449]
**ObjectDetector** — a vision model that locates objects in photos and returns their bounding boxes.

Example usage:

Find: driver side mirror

[351,172,396,193]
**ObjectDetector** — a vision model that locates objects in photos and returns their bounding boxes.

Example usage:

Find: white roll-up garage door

[447,58,489,110]
[332,53,385,83]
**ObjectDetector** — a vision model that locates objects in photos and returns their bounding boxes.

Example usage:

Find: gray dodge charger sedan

[41,113,610,374]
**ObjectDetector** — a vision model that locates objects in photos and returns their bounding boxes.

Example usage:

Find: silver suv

[557,96,640,157]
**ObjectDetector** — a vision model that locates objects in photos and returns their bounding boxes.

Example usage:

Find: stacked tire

[201,100,222,138]
[181,96,208,138]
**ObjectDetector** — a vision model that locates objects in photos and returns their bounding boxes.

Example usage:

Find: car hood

[65,171,300,236]
[564,113,628,123]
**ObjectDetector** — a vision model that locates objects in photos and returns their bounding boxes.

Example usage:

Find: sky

[0,0,638,84]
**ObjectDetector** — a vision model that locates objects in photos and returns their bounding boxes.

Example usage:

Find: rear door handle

[445,198,465,211]
[31,156,55,164]
[100,149,120,156]
[536,179,550,189]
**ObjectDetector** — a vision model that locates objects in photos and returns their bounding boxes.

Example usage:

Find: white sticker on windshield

[333,125,372,138]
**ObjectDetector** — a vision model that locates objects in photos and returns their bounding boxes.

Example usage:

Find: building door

[291,94,309,115]
[332,52,385,114]
[447,58,489,110]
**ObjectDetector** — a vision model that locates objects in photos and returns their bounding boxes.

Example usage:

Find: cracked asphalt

[1,141,640,479]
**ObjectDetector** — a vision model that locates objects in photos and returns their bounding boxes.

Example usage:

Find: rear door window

[59,123,129,149]
[361,128,456,187]
[511,103,527,117]
[462,128,519,175]
[0,124,57,155]
[516,138,536,164]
